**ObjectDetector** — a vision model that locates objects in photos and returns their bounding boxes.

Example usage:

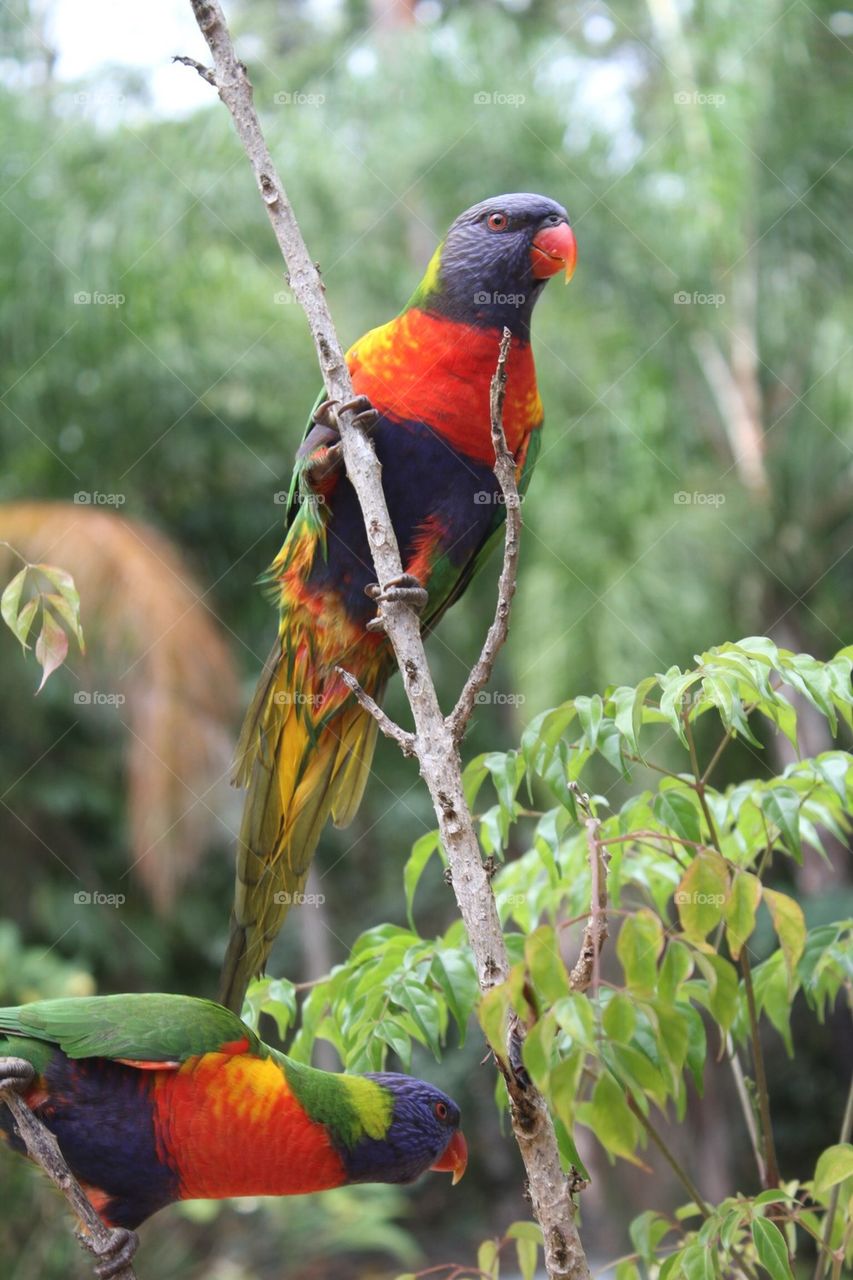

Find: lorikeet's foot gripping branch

[0,993,467,1258]
[76,1227,139,1280]
[365,572,430,632]
[221,192,577,1014]
[299,394,380,487]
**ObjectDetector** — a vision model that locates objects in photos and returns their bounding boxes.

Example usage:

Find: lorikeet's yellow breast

[347,308,543,462]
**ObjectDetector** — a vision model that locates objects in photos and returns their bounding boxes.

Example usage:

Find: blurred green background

[1,0,850,1275]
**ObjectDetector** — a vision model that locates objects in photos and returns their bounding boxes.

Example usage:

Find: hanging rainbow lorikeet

[221,193,577,1012]
[0,994,466,1277]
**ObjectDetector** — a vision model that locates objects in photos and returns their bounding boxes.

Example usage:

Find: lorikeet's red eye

[435,1100,449,1120]
[487,212,508,231]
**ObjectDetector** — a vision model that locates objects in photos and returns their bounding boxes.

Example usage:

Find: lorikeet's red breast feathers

[0,993,466,1236]
[221,193,577,1012]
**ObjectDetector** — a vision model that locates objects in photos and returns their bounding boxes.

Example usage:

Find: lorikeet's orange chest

[152,1054,347,1201]
[347,308,544,462]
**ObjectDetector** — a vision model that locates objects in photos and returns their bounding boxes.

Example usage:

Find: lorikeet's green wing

[0,994,263,1063]
[282,386,330,531]
[421,425,542,634]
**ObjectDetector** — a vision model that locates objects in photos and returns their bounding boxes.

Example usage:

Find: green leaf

[675,852,730,942]
[653,786,702,844]
[479,984,510,1059]
[813,1143,853,1195]
[576,1070,642,1163]
[603,993,636,1043]
[616,910,664,996]
[611,677,656,754]
[431,949,478,1042]
[521,1014,555,1089]
[1,566,28,638]
[763,889,806,983]
[394,981,441,1057]
[575,693,604,749]
[725,871,762,959]
[751,1216,794,1280]
[615,1263,641,1280]
[403,831,439,927]
[629,1209,672,1263]
[525,925,570,1004]
[760,788,803,862]
[477,1239,499,1279]
[659,940,694,1003]
[10,596,38,649]
[516,1238,538,1280]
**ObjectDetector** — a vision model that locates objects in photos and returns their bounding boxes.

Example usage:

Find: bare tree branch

[335,665,416,756]
[0,1061,138,1280]
[448,326,522,744]
[183,5,591,1275]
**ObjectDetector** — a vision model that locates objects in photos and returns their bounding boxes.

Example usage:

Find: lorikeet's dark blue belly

[308,416,502,624]
[0,1053,177,1229]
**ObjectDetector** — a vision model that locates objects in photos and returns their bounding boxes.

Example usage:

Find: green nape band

[277,1052,393,1148]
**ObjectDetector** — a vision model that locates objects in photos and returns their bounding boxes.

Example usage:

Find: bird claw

[0,1057,35,1095]
[76,1226,140,1280]
[365,574,429,632]
[313,394,379,435]
[302,396,379,488]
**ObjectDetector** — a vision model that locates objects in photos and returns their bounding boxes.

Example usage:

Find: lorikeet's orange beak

[430,1129,468,1184]
[531,222,577,282]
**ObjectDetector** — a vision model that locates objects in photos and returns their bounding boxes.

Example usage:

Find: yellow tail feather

[219,648,386,1014]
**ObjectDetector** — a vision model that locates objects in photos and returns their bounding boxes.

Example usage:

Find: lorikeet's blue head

[340,1074,467,1186]
[418,192,577,335]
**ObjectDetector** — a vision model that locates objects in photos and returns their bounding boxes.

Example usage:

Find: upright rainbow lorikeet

[221,193,577,1012]
[0,994,466,1276]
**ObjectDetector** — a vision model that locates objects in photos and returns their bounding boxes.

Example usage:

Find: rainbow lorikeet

[221,193,577,1012]
[0,994,466,1276]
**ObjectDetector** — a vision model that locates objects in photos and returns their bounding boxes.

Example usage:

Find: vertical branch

[182,5,591,1276]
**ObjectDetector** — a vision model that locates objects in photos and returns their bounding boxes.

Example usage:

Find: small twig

[813,1070,853,1280]
[335,666,416,756]
[0,1063,138,1280]
[683,710,723,850]
[570,790,609,994]
[171,53,216,84]
[740,948,780,1188]
[726,1034,767,1186]
[447,327,522,744]
[626,1093,713,1220]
